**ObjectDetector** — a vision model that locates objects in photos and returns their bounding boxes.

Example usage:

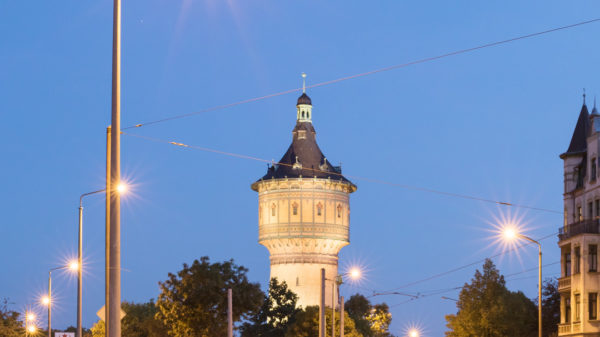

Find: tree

[542,278,560,337]
[90,300,167,337]
[240,278,300,337]
[155,256,263,337]
[345,294,394,337]
[284,305,363,337]
[0,298,23,337]
[445,259,537,337]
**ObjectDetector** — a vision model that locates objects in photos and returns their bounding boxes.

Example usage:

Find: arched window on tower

[317,202,323,216]
[292,202,298,215]
[337,204,342,218]
[271,203,276,216]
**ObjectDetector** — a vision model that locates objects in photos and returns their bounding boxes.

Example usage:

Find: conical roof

[561,103,590,158]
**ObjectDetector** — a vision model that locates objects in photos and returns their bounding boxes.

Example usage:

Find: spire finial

[584,88,587,104]
[302,73,306,93]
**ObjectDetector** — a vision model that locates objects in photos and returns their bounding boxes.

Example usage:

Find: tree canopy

[155,256,263,337]
[90,300,167,337]
[345,294,393,337]
[284,305,362,337]
[542,278,560,337]
[445,259,537,337]
[0,298,23,337]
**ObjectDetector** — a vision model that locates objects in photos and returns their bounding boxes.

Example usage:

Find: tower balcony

[558,219,600,241]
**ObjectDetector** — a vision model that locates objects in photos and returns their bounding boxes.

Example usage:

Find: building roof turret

[561,97,590,158]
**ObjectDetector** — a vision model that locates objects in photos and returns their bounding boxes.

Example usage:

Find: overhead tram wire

[122,132,562,214]
[124,18,600,131]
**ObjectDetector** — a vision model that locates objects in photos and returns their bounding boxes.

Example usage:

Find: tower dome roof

[297,93,312,105]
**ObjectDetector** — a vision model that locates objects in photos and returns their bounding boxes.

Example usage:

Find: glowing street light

[44,262,78,337]
[500,226,542,337]
[77,183,127,337]
[27,325,37,333]
[408,328,420,337]
[26,312,36,322]
[349,267,361,280]
[319,266,364,337]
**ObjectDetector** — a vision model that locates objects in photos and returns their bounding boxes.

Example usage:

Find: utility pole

[320,268,325,337]
[105,126,111,337]
[340,296,344,337]
[332,282,335,337]
[227,289,233,337]
[108,0,122,336]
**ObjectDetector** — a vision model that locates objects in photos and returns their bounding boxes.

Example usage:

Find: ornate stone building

[251,90,356,308]
[558,96,600,336]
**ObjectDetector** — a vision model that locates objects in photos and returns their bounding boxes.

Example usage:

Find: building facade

[559,97,600,336]
[251,91,356,308]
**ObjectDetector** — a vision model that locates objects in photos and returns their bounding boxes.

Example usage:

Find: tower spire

[584,88,587,105]
[302,73,306,93]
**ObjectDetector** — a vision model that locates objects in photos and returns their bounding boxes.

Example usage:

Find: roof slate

[562,103,590,157]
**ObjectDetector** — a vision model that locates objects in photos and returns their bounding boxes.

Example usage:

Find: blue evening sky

[2,1,599,335]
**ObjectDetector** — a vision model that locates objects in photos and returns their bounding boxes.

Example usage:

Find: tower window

[590,245,598,272]
[578,206,583,221]
[271,203,276,216]
[576,294,581,321]
[292,202,298,216]
[565,297,571,323]
[592,158,597,181]
[591,293,598,320]
[317,202,323,216]
[337,204,342,218]
[565,252,571,277]
[575,247,581,274]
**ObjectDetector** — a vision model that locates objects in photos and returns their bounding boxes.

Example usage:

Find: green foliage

[90,300,167,337]
[345,294,394,337]
[542,278,560,337]
[240,278,300,337]
[0,298,23,337]
[284,305,362,337]
[156,256,263,337]
[445,259,537,337]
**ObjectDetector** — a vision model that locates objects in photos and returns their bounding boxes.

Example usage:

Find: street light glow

[116,183,127,194]
[503,227,518,241]
[41,296,50,306]
[26,312,35,321]
[69,261,79,271]
[27,325,36,333]
[408,328,420,337]
[349,267,362,280]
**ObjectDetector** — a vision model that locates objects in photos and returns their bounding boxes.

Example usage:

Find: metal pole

[77,206,83,337]
[48,272,51,337]
[108,0,122,336]
[227,288,233,337]
[538,245,542,337]
[320,268,325,337]
[340,296,344,337]
[105,126,111,337]
[332,282,335,337]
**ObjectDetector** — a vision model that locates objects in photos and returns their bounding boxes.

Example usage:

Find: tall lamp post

[77,185,126,337]
[43,262,78,337]
[502,228,542,337]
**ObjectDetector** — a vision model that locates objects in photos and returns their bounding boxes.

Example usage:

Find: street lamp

[408,328,420,337]
[319,267,362,337]
[77,183,126,337]
[501,227,542,337]
[43,262,78,337]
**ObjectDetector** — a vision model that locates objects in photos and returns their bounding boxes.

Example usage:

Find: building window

[590,245,598,272]
[292,202,298,216]
[579,206,583,221]
[592,158,597,181]
[576,294,581,321]
[566,296,572,322]
[596,200,600,218]
[565,252,572,277]
[316,202,322,216]
[590,201,594,219]
[337,204,342,218]
[590,293,598,320]
[575,247,581,274]
[271,203,276,216]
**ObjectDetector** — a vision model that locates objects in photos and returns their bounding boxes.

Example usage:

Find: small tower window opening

[565,297,571,323]
[296,277,300,286]
[317,202,323,216]
[337,204,342,218]
[592,158,597,181]
[590,293,598,320]
[578,206,583,221]
[271,203,277,216]
[575,247,581,274]
[292,202,298,216]
[576,294,581,321]
[590,245,598,272]
[565,252,572,277]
